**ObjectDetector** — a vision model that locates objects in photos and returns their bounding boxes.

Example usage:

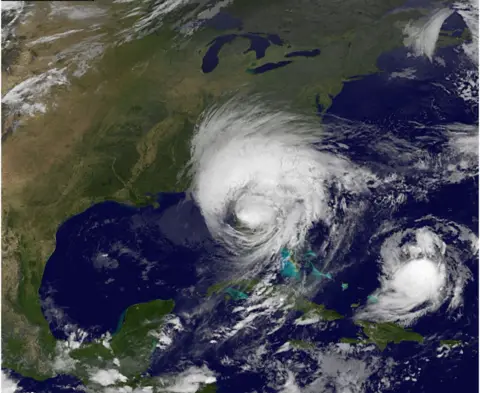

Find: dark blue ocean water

[9,10,478,393]
[39,194,215,340]
[323,46,477,127]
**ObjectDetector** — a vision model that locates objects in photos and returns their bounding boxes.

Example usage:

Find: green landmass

[439,340,462,347]
[2,0,432,380]
[437,27,472,48]
[289,339,316,350]
[355,321,424,350]
[197,383,218,393]
[116,374,158,391]
[294,299,344,321]
[350,303,360,308]
[70,299,174,382]
[339,337,362,344]
[224,287,249,300]
[69,342,115,365]
[206,279,260,297]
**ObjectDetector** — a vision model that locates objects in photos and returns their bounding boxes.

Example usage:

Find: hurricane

[186,97,372,272]
[355,219,477,326]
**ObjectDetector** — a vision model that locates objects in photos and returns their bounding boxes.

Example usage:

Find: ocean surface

[3,2,478,393]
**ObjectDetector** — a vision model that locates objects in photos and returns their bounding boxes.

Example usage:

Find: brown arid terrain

[3,0,459,389]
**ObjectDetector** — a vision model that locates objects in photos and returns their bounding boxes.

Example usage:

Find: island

[294,299,344,321]
[340,321,424,350]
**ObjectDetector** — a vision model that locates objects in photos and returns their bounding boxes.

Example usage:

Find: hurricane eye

[188,99,370,264]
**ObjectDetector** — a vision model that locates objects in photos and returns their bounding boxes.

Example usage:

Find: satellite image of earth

[1,0,478,393]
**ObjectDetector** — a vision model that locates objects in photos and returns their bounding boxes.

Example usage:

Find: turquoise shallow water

[3,0,478,392]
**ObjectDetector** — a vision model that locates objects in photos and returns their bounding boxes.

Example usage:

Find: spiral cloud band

[356,223,476,326]
[187,98,370,269]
